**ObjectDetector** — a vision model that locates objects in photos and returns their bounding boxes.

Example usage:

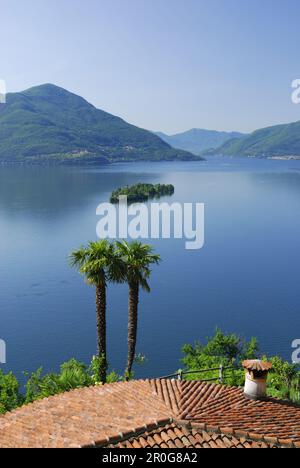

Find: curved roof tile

[0,379,300,448]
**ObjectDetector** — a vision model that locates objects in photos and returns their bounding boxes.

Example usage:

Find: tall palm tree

[69,240,125,384]
[116,241,161,378]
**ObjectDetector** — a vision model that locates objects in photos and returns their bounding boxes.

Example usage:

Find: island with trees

[110,183,175,204]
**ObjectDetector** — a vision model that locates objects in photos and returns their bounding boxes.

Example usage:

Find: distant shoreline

[267,156,300,161]
[0,157,204,167]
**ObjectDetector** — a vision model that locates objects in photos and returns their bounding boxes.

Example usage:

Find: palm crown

[69,240,125,286]
[116,241,161,291]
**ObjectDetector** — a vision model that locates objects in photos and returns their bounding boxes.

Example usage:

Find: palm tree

[69,240,125,384]
[116,241,161,378]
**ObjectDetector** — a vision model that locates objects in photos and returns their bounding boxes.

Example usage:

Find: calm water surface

[1,157,300,381]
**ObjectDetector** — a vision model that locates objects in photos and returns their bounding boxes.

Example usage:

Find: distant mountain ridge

[155,129,246,155]
[205,120,300,158]
[0,84,200,164]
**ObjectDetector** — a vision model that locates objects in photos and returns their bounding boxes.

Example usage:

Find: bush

[25,358,95,403]
[267,356,300,402]
[181,329,259,385]
[0,370,24,413]
[0,357,123,413]
[24,357,124,404]
[181,329,300,402]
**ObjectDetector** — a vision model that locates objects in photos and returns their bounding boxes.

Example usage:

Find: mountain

[207,120,300,158]
[155,129,246,155]
[0,84,200,164]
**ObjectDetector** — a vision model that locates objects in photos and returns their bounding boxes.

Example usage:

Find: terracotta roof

[242,360,273,372]
[0,379,300,448]
[107,423,284,449]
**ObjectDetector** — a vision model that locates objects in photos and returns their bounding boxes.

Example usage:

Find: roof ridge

[148,379,182,417]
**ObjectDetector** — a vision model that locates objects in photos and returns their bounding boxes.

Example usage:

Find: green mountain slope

[207,121,300,158]
[155,129,245,155]
[0,84,200,164]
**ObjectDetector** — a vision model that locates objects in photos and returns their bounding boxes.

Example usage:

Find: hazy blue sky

[1,0,300,133]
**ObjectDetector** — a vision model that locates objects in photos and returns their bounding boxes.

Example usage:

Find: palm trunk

[126,281,139,379]
[96,284,107,384]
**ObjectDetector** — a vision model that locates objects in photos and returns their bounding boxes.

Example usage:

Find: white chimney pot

[242,360,272,400]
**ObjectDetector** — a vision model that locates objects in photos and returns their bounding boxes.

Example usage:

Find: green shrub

[0,370,23,413]
[267,356,300,402]
[24,359,95,403]
[181,328,259,384]
[23,357,123,404]
[0,356,124,413]
[181,329,300,403]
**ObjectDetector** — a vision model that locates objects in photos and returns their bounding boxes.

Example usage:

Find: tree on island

[110,183,174,204]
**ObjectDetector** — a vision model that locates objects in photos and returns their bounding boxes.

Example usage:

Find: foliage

[182,328,259,366]
[0,370,24,414]
[181,329,259,386]
[110,183,175,204]
[89,356,121,385]
[24,359,94,403]
[181,329,300,402]
[267,356,300,402]
[116,240,161,292]
[69,240,125,287]
[0,357,123,412]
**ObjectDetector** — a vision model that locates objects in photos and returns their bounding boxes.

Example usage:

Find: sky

[1,0,300,134]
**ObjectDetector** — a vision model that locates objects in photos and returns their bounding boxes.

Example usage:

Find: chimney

[242,360,272,400]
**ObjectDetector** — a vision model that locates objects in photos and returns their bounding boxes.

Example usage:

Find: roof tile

[1,379,300,448]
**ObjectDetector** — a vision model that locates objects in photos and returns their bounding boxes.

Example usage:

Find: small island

[110,183,175,204]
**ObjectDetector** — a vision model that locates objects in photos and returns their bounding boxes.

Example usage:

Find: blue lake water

[1,157,300,382]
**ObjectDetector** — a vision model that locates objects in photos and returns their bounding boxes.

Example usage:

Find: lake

[1,157,300,382]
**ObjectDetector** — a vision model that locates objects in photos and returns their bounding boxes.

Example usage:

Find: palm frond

[115,240,161,291]
[69,240,125,286]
